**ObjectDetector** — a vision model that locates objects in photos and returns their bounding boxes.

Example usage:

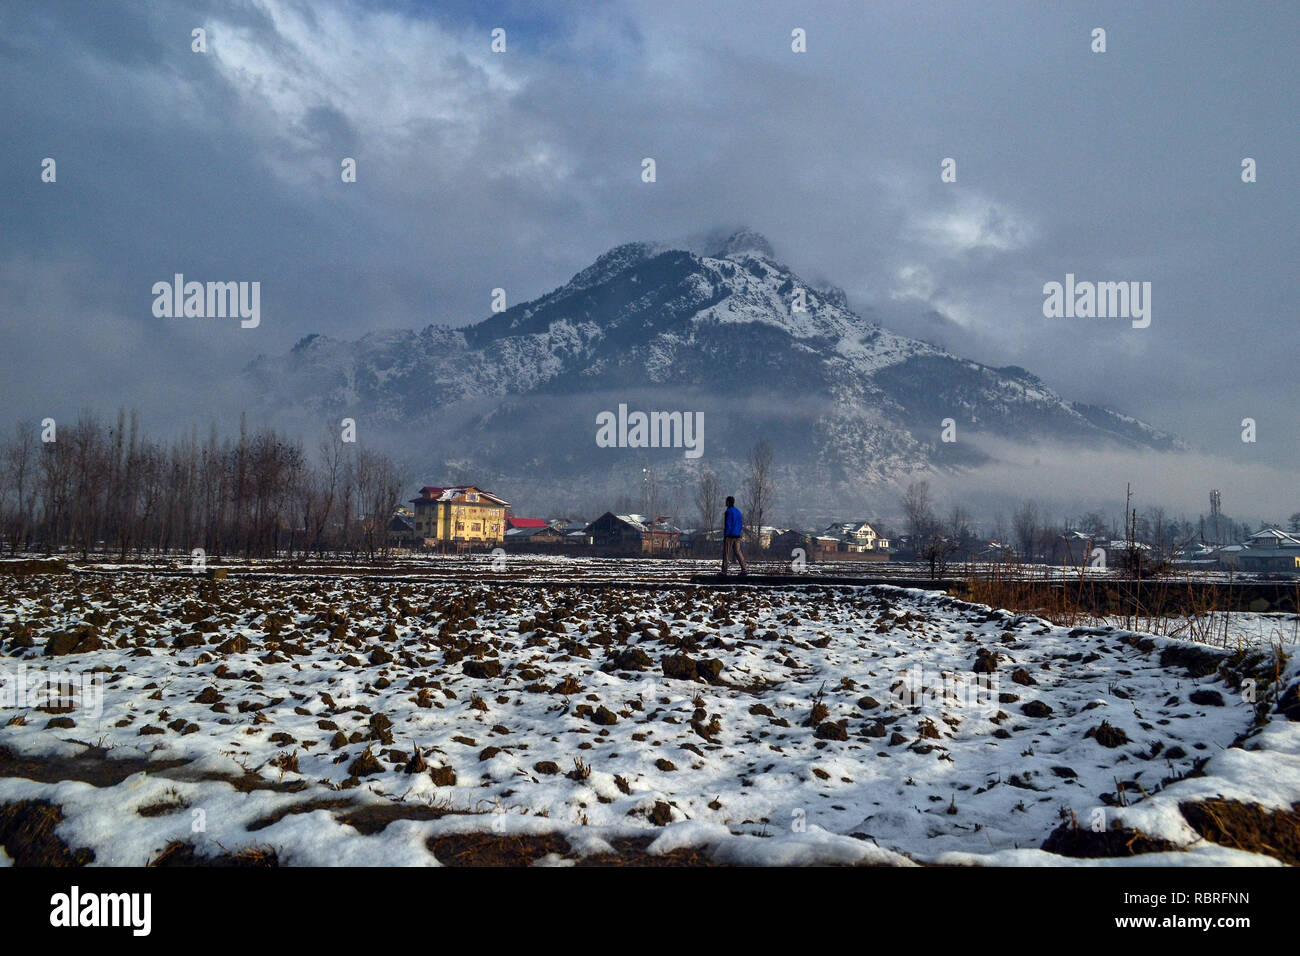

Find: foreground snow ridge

[0,573,1296,866]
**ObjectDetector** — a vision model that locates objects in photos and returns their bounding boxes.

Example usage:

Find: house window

[472,522,481,532]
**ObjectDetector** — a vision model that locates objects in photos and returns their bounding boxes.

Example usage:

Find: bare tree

[1078,510,1108,540]
[0,410,407,561]
[67,412,108,559]
[901,481,955,577]
[990,511,1008,547]
[742,438,774,545]
[1,422,37,552]
[694,464,721,532]
[920,533,960,579]
[135,443,165,557]
[1012,500,1040,562]
[1143,505,1169,558]
[946,504,974,558]
[901,480,937,544]
[356,448,400,559]
[303,430,344,555]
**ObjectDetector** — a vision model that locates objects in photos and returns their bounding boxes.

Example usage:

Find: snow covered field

[1072,610,1299,652]
[9,551,1281,586]
[0,570,1296,866]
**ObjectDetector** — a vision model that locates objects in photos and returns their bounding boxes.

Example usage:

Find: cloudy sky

[1,0,1295,514]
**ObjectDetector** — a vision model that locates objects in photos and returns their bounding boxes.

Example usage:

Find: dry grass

[1040,816,1179,858]
[422,831,730,866]
[425,831,573,866]
[136,787,190,818]
[0,800,95,865]
[963,556,1097,628]
[149,840,279,867]
[964,557,1299,648]
[1179,799,1300,865]
[0,559,70,577]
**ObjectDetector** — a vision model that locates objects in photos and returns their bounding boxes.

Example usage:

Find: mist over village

[0,0,1296,923]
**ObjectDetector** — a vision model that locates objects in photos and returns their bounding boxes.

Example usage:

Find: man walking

[721,495,748,576]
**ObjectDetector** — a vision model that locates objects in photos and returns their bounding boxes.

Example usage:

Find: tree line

[692,439,773,534]
[899,478,1286,574]
[0,410,402,560]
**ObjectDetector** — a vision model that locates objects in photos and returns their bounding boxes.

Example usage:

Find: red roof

[507,517,549,529]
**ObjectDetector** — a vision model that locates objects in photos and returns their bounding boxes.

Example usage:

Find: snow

[933,844,1282,867]
[1,571,1296,866]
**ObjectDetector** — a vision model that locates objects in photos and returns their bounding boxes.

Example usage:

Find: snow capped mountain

[244,230,1181,508]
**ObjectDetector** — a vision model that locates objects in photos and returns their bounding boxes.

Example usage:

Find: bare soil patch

[1040,820,1178,858]
[0,800,95,865]
[1179,799,1300,865]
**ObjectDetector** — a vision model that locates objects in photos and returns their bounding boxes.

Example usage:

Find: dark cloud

[1,0,1295,517]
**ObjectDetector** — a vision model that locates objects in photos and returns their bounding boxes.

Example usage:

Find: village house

[553,519,592,547]
[1101,539,1152,567]
[747,525,784,550]
[1233,527,1300,574]
[807,533,844,560]
[976,541,1015,561]
[778,521,891,562]
[767,528,806,557]
[682,527,723,557]
[503,520,568,551]
[505,516,550,533]
[408,485,508,550]
[823,521,890,552]
[586,513,683,555]
[1049,530,1099,566]
[1171,542,1219,570]
[387,512,415,550]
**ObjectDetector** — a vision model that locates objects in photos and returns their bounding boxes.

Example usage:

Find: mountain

[243,231,1181,517]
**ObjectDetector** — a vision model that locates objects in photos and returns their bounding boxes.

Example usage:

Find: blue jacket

[724,506,743,537]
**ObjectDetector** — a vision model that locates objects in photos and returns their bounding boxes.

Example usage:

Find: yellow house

[409,485,509,548]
